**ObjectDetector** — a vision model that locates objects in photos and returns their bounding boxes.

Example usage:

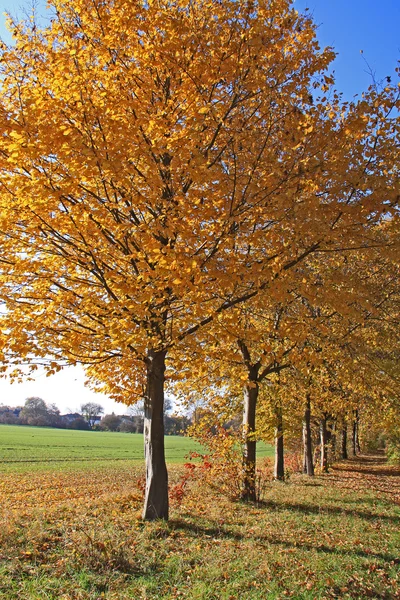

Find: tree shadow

[346,454,385,462]
[169,519,400,564]
[253,533,400,564]
[257,499,400,525]
[299,481,324,487]
[338,496,394,507]
[333,454,400,478]
[333,465,400,478]
[169,519,243,541]
[326,481,400,498]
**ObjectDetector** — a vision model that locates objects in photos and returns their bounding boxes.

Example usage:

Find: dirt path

[327,453,400,504]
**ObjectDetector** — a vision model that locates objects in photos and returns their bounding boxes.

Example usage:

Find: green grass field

[0,424,274,472]
[2,426,398,599]
[0,452,399,599]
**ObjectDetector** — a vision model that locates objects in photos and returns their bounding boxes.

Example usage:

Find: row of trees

[180,258,399,494]
[0,0,398,519]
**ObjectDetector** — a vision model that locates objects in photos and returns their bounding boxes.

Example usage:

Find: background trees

[80,403,104,429]
[19,397,61,427]
[0,405,21,424]
[99,413,122,432]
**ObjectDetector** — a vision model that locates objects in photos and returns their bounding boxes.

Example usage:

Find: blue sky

[0,0,398,412]
[294,0,399,98]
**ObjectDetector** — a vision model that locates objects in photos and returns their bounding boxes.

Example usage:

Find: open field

[0,452,399,599]
[0,425,274,472]
[0,425,202,469]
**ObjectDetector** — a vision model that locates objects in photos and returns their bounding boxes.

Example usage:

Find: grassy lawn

[1,427,399,598]
[0,449,399,599]
[0,424,274,472]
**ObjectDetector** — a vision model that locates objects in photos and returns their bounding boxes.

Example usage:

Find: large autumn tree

[0,0,398,519]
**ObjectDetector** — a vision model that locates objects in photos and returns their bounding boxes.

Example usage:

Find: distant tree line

[0,397,190,435]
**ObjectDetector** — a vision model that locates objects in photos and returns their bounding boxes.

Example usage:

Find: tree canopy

[0,0,398,518]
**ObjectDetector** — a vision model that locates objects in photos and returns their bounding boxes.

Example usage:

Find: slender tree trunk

[303,394,314,476]
[352,409,361,455]
[320,415,329,473]
[330,418,337,460]
[142,349,169,520]
[274,404,284,480]
[352,420,357,456]
[341,422,348,460]
[242,368,258,501]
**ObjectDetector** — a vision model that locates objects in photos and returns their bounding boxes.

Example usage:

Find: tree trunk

[330,418,337,460]
[274,405,284,480]
[142,349,169,520]
[320,415,329,473]
[303,394,314,476]
[242,369,258,502]
[356,419,361,454]
[352,420,357,456]
[341,422,348,460]
[352,409,361,455]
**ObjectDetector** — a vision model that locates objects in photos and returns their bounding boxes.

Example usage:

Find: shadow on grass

[325,481,400,499]
[333,454,400,478]
[169,519,243,541]
[338,496,394,507]
[169,519,400,564]
[333,465,400,478]
[253,534,400,564]
[258,499,400,525]
[298,481,324,487]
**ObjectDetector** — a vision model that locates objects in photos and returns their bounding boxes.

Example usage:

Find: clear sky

[0,366,124,415]
[0,0,398,413]
[294,0,400,99]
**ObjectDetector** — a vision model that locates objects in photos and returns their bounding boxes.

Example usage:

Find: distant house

[118,416,131,423]
[61,412,102,427]
[0,405,22,424]
[0,405,21,416]
[60,412,81,424]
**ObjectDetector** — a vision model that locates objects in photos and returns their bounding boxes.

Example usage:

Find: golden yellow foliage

[0,0,398,518]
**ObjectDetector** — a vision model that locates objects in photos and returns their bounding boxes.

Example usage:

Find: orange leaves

[0,0,398,422]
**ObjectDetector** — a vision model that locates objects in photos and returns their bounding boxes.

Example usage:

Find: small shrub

[186,419,245,501]
[169,462,197,506]
[255,458,274,500]
[386,434,400,465]
[284,451,303,478]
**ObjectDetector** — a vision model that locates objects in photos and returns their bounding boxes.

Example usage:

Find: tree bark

[274,404,284,480]
[303,394,314,476]
[320,415,329,473]
[242,368,259,502]
[142,349,169,520]
[330,418,337,460]
[352,409,361,455]
[341,422,348,460]
[356,416,361,454]
[352,420,357,456]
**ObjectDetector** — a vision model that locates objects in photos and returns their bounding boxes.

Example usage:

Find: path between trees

[327,453,400,505]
